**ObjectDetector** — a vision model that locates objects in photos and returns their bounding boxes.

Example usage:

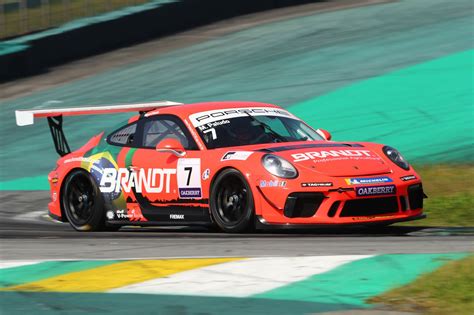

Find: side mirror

[317,129,332,141]
[155,138,186,157]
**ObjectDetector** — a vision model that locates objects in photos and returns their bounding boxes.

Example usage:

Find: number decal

[203,128,217,140]
[184,167,192,186]
[177,159,202,199]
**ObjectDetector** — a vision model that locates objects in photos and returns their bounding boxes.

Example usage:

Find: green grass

[399,164,474,227]
[1,0,152,39]
[368,255,474,314]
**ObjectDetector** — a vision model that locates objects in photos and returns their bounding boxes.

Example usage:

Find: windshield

[189,107,324,149]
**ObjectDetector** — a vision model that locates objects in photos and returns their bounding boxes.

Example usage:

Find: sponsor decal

[177,158,202,199]
[259,180,286,188]
[106,211,115,220]
[113,208,145,221]
[88,155,121,200]
[184,118,205,150]
[115,209,131,219]
[356,184,396,196]
[260,143,363,153]
[301,182,333,188]
[99,168,176,193]
[170,214,185,220]
[189,107,294,127]
[52,192,57,202]
[202,168,211,180]
[179,188,202,198]
[197,119,230,131]
[221,151,254,161]
[400,175,417,181]
[292,150,379,162]
[64,157,93,164]
[345,176,393,185]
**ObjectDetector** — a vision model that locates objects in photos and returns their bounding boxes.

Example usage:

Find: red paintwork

[47,101,424,226]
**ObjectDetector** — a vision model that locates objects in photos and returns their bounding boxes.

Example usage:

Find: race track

[1,192,472,261]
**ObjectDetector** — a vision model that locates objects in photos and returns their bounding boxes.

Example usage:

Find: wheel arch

[209,165,263,215]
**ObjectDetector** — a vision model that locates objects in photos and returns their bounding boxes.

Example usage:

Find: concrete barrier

[0,0,322,82]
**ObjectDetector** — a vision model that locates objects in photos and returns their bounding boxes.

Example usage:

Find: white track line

[0,261,41,269]
[111,255,371,297]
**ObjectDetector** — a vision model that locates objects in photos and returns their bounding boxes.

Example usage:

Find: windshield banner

[189,107,296,127]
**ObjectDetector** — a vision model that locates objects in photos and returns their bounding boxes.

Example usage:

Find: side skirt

[129,188,212,224]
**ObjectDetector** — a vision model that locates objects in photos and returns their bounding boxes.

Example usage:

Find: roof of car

[146,101,281,118]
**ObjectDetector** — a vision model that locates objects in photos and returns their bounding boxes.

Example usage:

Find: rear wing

[15,100,182,156]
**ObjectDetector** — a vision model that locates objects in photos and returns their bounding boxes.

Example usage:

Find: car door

[128,115,211,223]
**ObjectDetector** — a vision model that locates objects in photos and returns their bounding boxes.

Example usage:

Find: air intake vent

[284,193,325,218]
[399,196,407,211]
[408,184,424,209]
[327,201,340,217]
[340,197,399,217]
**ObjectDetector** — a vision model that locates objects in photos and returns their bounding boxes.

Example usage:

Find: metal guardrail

[0,0,151,39]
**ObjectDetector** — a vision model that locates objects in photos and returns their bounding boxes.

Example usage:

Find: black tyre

[210,169,255,233]
[62,169,106,231]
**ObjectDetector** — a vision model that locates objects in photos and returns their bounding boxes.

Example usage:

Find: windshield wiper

[245,113,287,143]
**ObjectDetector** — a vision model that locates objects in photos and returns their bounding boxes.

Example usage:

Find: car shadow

[109,225,474,238]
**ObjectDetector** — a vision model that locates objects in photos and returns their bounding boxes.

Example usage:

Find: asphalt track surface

[1,0,473,261]
[1,191,473,260]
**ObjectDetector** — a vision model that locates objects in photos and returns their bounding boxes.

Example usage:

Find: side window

[141,117,196,150]
[107,123,137,146]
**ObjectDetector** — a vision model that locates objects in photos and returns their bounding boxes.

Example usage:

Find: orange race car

[15,101,426,232]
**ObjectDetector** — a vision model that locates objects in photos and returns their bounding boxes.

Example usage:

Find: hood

[260,143,391,177]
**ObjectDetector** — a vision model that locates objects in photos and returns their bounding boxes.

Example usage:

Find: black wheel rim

[215,175,248,225]
[65,173,96,225]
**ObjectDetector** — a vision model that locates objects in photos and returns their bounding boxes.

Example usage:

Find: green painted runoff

[255,253,467,306]
[0,0,472,189]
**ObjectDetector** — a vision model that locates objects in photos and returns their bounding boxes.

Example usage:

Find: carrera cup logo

[356,185,396,196]
[292,150,376,162]
[99,168,176,193]
[221,151,253,161]
[345,176,393,185]
[400,175,417,181]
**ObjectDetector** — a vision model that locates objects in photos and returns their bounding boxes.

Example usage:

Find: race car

[15,101,426,232]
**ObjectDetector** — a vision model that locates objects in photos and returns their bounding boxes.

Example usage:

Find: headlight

[261,154,298,178]
[383,146,410,170]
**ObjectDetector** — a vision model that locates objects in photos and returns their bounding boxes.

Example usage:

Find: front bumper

[255,213,427,229]
[256,177,426,225]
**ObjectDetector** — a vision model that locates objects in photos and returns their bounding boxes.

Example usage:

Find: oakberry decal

[356,185,396,196]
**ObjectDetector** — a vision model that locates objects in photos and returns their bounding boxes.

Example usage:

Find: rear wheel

[210,169,255,233]
[62,169,106,231]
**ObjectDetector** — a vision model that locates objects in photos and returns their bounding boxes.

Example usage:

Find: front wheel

[62,169,106,231]
[210,169,255,233]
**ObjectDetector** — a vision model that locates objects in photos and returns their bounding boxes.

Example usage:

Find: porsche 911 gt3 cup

[15,101,426,232]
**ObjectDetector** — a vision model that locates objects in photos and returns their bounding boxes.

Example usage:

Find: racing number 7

[184,167,192,186]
